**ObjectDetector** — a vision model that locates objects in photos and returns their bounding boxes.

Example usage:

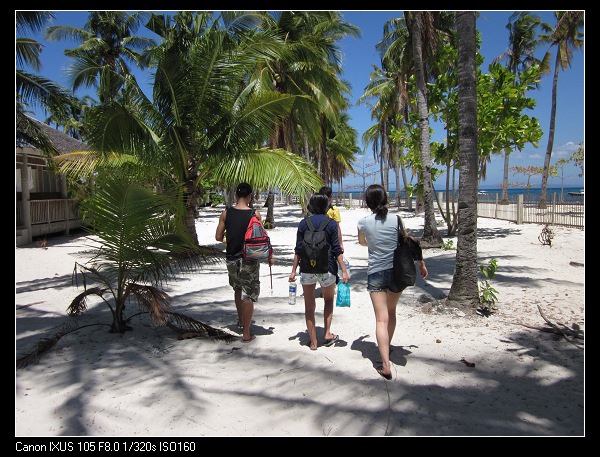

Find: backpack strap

[317,216,331,231]
[306,215,332,233]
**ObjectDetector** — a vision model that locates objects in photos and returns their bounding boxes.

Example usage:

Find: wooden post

[516,194,523,225]
[20,152,32,244]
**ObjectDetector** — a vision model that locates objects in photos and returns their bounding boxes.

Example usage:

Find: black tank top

[225,207,255,261]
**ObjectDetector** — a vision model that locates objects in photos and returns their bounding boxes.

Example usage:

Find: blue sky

[21,10,585,190]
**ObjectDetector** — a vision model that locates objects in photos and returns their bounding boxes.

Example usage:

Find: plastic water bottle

[288,281,297,305]
[339,256,351,279]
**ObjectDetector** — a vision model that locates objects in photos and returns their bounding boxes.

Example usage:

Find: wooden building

[16,117,88,246]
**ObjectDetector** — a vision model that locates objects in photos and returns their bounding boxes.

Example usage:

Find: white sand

[15,204,585,437]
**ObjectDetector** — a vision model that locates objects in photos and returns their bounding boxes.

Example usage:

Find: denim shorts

[367,268,405,293]
[300,272,337,288]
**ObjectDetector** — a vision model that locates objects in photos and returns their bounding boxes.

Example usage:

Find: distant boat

[567,189,584,196]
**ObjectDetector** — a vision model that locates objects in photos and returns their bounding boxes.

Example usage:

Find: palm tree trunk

[539,51,561,209]
[184,178,200,246]
[500,150,510,204]
[448,11,480,308]
[409,12,442,248]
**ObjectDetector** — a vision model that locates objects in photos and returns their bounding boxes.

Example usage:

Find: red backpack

[242,216,273,261]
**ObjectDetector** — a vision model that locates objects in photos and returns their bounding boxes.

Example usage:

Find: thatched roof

[16,116,90,154]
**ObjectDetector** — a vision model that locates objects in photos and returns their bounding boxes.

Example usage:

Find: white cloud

[552,141,581,158]
[527,153,544,160]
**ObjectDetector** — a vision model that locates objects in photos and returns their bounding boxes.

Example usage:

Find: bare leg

[387,290,399,343]
[241,298,254,341]
[234,289,243,327]
[302,284,318,349]
[370,290,401,376]
[371,291,391,374]
[322,283,337,340]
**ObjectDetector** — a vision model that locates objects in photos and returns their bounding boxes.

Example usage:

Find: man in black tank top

[215,183,274,342]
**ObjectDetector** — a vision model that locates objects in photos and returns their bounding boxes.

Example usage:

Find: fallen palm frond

[16,321,110,370]
[536,305,584,349]
[16,310,237,370]
[165,311,238,342]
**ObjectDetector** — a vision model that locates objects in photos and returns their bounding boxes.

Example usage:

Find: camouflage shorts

[226,258,261,302]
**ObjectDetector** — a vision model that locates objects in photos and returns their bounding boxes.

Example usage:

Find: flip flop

[241,334,255,343]
[323,334,339,347]
[377,367,392,380]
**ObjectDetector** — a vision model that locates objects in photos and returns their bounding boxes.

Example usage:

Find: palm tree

[404,11,444,248]
[44,11,156,103]
[16,11,79,154]
[255,11,361,224]
[374,16,413,201]
[495,11,546,204]
[55,11,322,246]
[359,16,415,207]
[322,111,360,187]
[537,11,584,208]
[447,11,480,309]
[70,170,212,334]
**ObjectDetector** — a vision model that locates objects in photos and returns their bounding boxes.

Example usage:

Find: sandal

[241,334,255,343]
[376,367,392,380]
[323,334,339,347]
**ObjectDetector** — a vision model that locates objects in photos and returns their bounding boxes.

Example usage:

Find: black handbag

[392,216,417,290]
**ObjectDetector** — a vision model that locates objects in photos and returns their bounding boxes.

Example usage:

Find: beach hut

[16,117,88,246]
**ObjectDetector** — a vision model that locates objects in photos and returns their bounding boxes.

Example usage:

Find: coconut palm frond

[67,287,107,316]
[165,312,238,342]
[127,284,172,326]
[16,320,81,370]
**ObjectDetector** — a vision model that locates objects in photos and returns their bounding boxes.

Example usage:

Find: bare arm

[357,229,368,246]
[289,254,300,282]
[215,210,226,242]
[418,260,428,279]
[336,253,350,284]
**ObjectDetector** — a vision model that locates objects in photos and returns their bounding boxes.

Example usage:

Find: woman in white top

[357,184,428,380]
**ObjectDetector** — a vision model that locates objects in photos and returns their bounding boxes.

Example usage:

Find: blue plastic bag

[336,282,351,307]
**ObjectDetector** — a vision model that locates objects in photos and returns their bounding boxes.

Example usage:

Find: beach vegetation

[44,11,156,104]
[52,11,323,246]
[440,239,456,250]
[510,165,558,201]
[402,11,446,248]
[538,224,554,247]
[538,11,584,208]
[493,12,548,205]
[478,258,499,314]
[252,11,361,227]
[16,11,80,157]
[69,170,226,334]
[554,143,584,193]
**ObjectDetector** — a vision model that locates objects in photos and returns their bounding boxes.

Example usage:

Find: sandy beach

[15,204,585,437]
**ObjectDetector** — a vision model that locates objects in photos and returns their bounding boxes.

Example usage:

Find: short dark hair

[236,182,253,198]
[318,186,333,198]
[307,193,330,215]
[364,184,388,217]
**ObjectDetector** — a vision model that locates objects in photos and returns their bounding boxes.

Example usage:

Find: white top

[356,213,399,275]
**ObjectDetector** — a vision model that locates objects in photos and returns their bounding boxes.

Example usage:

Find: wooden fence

[331,191,584,230]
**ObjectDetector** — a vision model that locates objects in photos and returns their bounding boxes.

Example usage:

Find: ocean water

[337,186,584,204]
